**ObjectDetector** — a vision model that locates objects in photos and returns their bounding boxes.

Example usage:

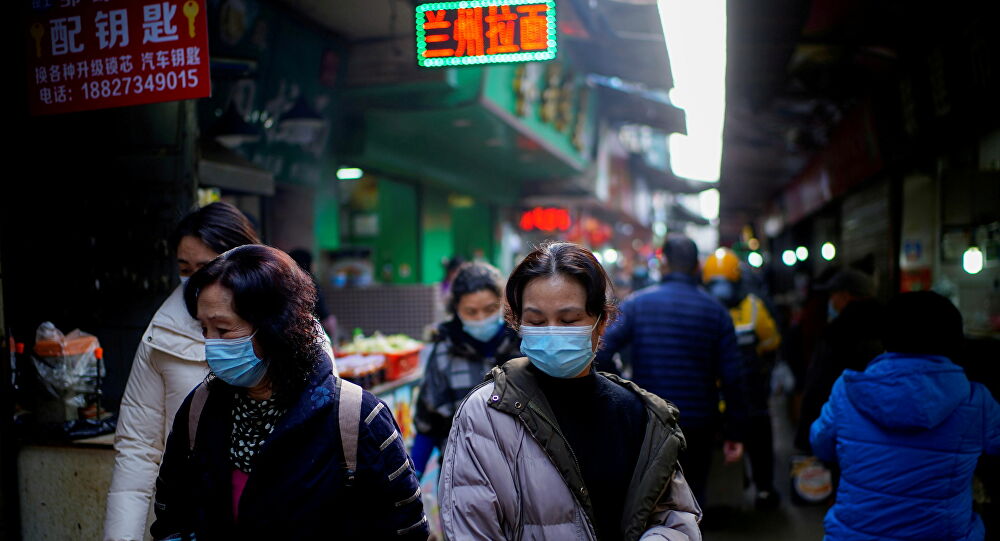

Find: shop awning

[668,202,711,226]
[589,75,686,134]
[629,153,714,194]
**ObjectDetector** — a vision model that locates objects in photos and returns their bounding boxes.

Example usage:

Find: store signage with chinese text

[415,0,556,68]
[519,207,570,232]
[26,0,211,116]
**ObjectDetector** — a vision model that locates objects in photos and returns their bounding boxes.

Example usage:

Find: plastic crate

[384,347,421,381]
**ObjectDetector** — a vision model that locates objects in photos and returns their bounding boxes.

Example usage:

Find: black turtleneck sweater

[530,365,648,541]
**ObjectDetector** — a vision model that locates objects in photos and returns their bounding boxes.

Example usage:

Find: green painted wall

[375,178,420,284]
[482,64,592,165]
[315,180,340,251]
[420,187,453,284]
[452,201,495,265]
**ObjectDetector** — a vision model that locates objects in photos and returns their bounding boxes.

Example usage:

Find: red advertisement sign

[26,0,211,116]
[519,207,570,232]
[415,0,556,68]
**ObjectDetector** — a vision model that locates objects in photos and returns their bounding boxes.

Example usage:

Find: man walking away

[796,268,883,453]
[703,247,782,509]
[597,234,748,506]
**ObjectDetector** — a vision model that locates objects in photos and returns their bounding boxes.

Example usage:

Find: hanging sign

[519,207,570,232]
[26,0,211,116]
[415,0,556,68]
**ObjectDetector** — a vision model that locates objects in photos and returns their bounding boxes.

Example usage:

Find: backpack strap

[187,383,210,454]
[337,377,364,487]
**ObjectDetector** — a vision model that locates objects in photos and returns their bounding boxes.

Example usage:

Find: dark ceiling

[719,0,912,241]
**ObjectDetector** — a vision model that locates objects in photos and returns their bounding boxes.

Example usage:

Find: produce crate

[334,353,386,389]
[384,347,421,381]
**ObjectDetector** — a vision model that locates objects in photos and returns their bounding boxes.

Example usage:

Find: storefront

[5,0,691,537]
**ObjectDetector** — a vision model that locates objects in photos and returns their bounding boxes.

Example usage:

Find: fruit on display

[338,332,422,355]
[336,331,423,389]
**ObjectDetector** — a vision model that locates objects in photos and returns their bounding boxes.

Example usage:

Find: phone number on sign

[79,69,200,100]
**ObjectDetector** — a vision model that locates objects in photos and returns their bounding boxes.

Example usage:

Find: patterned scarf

[230,391,285,473]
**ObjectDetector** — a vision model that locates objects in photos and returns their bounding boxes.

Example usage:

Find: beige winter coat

[104,285,209,541]
[441,358,702,541]
[103,284,337,541]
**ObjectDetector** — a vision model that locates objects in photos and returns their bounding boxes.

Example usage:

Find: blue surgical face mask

[707,279,740,308]
[520,316,600,379]
[205,332,267,387]
[461,310,504,342]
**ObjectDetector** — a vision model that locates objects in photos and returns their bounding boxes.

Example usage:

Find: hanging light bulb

[748,252,763,268]
[782,250,797,266]
[821,242,836,261]
[963,246,984,275]
[796,246,809,261]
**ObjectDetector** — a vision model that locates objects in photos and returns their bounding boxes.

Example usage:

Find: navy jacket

[597,273,747,439]
[151,355,428,540]
[811,353,1000,540]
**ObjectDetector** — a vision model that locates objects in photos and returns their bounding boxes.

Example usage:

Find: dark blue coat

[811,353,1000,540]
[151,356,428,540]
[597,273,747,439]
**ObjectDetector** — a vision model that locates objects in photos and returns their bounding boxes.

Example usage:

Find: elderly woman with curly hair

[150,245,428,540]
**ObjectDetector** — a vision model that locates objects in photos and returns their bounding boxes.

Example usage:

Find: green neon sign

[415,0,557,68]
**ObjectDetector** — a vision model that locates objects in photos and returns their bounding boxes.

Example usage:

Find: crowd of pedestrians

[102,204,998,540]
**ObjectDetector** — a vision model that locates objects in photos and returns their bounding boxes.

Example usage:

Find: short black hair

[287,248,312,272]
[185,245,321,403]
[170,202,260,254]
[504,242,617,331]
[884,291,964,359]
[444,256,465,273]
[662,233,699,275]
[447,262,503,315]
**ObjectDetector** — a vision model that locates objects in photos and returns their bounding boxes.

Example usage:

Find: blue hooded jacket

[811,353,1000,540]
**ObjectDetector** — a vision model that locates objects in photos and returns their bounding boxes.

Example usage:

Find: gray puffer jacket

[440,358,702,541]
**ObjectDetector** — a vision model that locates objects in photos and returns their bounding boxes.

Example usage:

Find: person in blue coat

[151,245,428,540]
[596,234,748,505]
[811,291,1000,540]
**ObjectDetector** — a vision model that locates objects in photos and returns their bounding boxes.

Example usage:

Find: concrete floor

[698,395,828,541]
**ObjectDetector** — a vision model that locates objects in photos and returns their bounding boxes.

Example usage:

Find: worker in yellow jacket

[704,248,782,509]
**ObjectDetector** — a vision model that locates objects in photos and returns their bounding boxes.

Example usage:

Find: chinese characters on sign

[26,0,210,115]
[415,0,556,68]
[519,207,570,232]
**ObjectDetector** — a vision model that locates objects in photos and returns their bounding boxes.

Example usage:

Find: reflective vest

[729,294,781,358]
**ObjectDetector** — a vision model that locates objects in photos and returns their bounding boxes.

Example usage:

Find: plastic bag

[770,359,796,395]
[31,322,103,411]
[789,455,833,504]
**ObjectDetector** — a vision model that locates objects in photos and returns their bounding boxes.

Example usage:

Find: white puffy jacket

[103,284,337,541]
[104,285,208,541]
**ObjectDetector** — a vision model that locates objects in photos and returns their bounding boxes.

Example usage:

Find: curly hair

[446,262,504,315]
[184,244,322,403]
[504,242,618,334]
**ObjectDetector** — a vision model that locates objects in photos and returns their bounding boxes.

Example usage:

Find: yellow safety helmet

[703,247,741,283]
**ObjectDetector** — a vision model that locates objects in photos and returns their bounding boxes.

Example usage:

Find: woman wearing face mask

[440,242,702,541]
[411,262,521,478]
[105,203,260,541]
[151,245,428,539]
